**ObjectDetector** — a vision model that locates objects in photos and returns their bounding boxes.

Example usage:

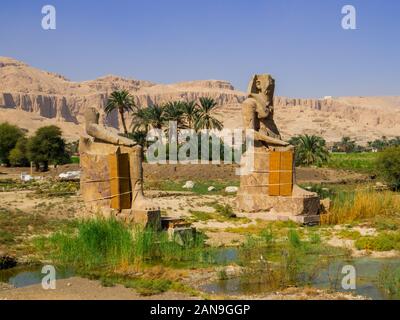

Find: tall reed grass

[41,217,212,270]
[321,190,400,225]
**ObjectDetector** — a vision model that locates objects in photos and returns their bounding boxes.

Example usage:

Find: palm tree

[131,107,151,133]
[289,134,330,166]
[164,101,185,129]
[181,100,198,129]
[339,136,356,153]
[105,90,135,134]
[194,97,223,131]
[126,130,147,148]
[131,103,166,132]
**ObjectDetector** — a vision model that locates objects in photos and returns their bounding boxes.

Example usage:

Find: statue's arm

[86,124,134,147]
[242,99,288,147]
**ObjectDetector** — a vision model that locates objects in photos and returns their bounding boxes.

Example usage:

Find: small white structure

[182,181,195,189]
[225,186,238,193]
[59,171,81,180]
[20,173,33,182]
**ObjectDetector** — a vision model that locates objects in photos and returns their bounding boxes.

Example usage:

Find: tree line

[0,123,70,171]
[105,90,223,143]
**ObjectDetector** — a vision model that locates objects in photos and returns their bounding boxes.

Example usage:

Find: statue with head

[242,74,289,148]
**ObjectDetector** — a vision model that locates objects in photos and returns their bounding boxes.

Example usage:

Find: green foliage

[181,100,199,129]
[164,101,185,128]
[331,136,366,153]
[376,146,400,190]
[194,97,223,131]
[27,125,70,171]
[355,232,400,251]
[125,130,147,148]
[0,122,25,166]
[105,90,135,134]
[213,203,235,218]
[8,137,30,167]
[378,265,400,299]
[288,229,302,248]
[368,136,400,151]
[326,152,378,172]
[40,217,214,269]
[70,156,80,164]
[289,134,330,166]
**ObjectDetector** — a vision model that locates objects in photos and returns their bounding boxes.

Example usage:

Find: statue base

[236,146,321,224]
[79,137,161,228]
[118,209,161,229]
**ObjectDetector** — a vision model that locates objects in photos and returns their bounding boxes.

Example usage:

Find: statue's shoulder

[242,96,257,108]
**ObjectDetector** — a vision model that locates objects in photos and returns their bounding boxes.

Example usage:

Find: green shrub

[376,146,400,190]
[28,125,70,171]
[0,122,25,166]
[355,232,400,251]
[289,134,330,166]
[40,217,212,269]
[378,265,400,298]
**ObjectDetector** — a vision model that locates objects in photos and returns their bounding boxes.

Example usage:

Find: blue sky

[0,0,399,97]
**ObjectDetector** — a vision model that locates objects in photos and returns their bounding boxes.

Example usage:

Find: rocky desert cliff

[0,56,399,144]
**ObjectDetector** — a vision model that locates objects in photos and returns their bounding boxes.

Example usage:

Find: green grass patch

[336,229,362,240]
[70,156,80,164]
[35,217,218,270]
[355,232,400,251]
[0,207,76,252]
[145,179,239,195]
[325,152,378,173]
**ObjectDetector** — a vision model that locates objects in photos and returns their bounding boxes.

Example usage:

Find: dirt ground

[0,276,367,300]
[0,164,381,300]
[0,277,198,300]
[1,163,369,184]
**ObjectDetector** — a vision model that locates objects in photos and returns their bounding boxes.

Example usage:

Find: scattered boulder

[208,186,216,192]
[225,186,238,193]
[374,182,389,191]
[59,170,81,180]
[20,173,33,182]
[0,251,17,270]
[320,198,331,213]
[182,181,195,189]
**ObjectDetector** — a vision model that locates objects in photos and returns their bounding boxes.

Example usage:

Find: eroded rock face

[1,57,400,144]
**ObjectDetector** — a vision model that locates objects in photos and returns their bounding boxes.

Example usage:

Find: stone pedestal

[79,137,161,227]
[236,146,321,224]
[79,137,130,214]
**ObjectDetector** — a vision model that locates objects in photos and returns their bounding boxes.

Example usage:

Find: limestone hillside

[0,56,399,144]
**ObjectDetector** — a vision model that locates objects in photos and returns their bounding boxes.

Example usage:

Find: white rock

[59,171,81,180]
[225,186,238,193]
[20,173,33,182]
[208,186,215,192]
[182,181,195,189]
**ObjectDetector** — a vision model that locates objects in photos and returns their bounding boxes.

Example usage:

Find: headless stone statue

[81,107,159,224]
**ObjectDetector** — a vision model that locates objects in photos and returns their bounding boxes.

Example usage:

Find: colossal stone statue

[80,107,160,226]
[237,74,321,224]
[242,74,290,149]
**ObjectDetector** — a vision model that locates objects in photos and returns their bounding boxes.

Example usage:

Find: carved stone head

[247,74,275,104]
[84,107,100,126]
